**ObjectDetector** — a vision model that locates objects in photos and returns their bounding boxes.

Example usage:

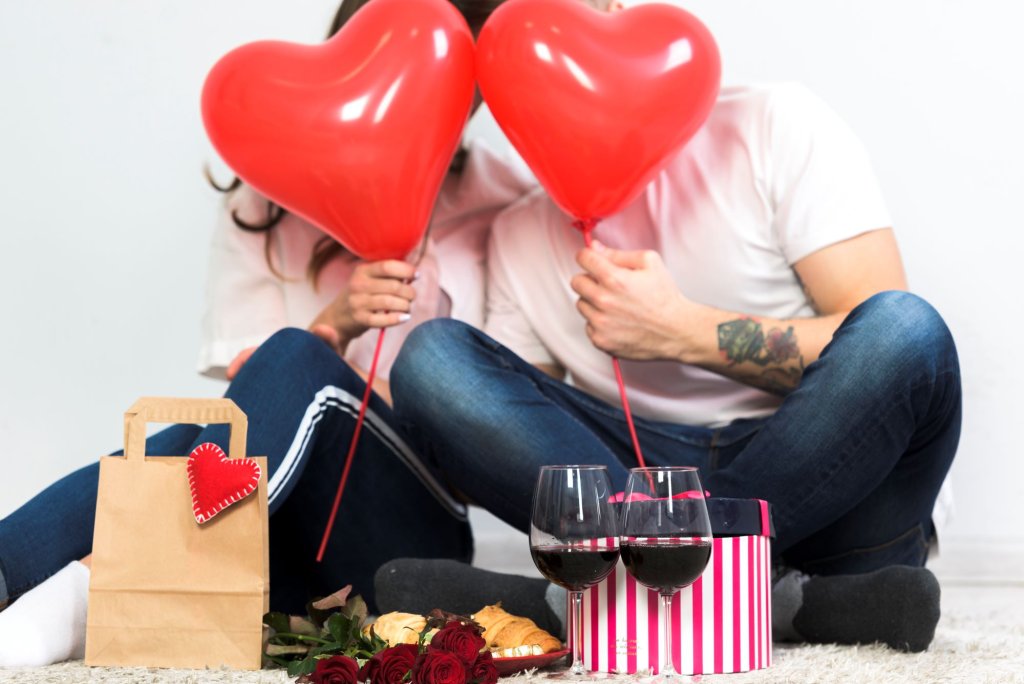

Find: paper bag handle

[123,397,247,462]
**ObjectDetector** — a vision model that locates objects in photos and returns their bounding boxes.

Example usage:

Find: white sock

[0,561,89,667]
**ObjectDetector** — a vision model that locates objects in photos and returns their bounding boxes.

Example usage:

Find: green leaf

[288,656,319,677]
[368,629,389,652]
[308,642,343,658]
[264,611,291,635]
[327,612,364,647]
[340,594,368,623]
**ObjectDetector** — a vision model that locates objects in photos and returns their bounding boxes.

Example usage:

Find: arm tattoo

[717,318,800,366]
[717,318,805,394]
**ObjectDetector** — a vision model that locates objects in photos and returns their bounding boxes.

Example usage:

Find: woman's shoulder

[220,184,326,241]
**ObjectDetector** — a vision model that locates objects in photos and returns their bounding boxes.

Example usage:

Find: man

[383,82,959,653]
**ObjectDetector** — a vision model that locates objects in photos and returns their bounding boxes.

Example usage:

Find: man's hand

[571,240,706,362]
[311,259,418,353]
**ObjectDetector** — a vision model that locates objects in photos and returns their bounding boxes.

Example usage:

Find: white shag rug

[2,609,1021,684]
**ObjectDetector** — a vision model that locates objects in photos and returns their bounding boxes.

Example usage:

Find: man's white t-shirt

[199,140,536,380]
[486,83,893,427]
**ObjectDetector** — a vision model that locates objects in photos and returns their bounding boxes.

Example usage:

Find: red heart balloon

[201,0,475,260]
[477,0,720,225]
[186,442,262,524]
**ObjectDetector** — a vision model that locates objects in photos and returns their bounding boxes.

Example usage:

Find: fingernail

[413,271,421,281]
[398,313,412,322]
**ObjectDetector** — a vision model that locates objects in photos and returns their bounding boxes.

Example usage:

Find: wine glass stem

[568,589,586,676]
[660,592,678,677]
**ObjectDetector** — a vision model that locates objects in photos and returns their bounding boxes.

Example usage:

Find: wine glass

[619,467,712,679]
[530,465,620,678]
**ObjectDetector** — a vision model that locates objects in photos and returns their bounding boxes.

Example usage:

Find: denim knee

[244,327,335,373]
[832,291,958,387]
[259,327,327,359]
[232,327,366,402]
[393,320,475,397]
[391,320,492,431]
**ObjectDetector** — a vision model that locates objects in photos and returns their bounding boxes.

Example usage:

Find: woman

[0,0,528,667]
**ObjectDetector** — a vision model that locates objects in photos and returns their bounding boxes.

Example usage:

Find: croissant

[472,604,562,654]
[365,612,428,646]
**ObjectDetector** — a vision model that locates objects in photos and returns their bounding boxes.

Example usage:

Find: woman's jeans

[0,328,472,614]
[391,291,961,575]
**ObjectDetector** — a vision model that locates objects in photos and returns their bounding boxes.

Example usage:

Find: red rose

[469,651,498,684]
[313,655,360,684]
[429,622,486,666]
[412,649,468,684]
[361,644,420,684]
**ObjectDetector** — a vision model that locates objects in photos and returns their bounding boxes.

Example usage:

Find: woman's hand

[310,259,418,353]
[227,260,417,381]
[226,346,258,381]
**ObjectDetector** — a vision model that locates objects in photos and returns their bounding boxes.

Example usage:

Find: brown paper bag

[85,397,270,669]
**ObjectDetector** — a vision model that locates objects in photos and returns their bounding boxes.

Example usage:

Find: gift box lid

[707,497,775,538]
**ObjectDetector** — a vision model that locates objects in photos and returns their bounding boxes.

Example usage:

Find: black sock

[792,565,941,653]
[374,558,563,636]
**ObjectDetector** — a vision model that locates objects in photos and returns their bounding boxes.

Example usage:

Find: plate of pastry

[492,645,570,676]
[474,604,567,676]
[369,604,568,676]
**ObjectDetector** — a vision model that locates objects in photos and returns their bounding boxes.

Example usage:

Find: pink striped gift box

[581,504,773,675]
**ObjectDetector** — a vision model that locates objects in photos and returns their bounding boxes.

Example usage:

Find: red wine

[531,545,620,591]
[620,539,712,593]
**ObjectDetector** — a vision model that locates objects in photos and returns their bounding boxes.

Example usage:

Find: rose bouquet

[263,589,498,684]
[354,620,497,684]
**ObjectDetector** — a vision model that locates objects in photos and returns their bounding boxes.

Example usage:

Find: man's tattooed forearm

[760,363,804,394]
[717,318,801,366]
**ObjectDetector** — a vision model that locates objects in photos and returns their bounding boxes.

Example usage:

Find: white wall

[0,0,335,511]
[681,0,1024,545]
[1,1,1021,547]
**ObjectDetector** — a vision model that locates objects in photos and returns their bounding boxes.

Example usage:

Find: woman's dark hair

[207,0,506,284]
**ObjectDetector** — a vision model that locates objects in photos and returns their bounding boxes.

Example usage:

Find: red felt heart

[186,442,262,524]
[477,0,720,223]
[200,0,475,261]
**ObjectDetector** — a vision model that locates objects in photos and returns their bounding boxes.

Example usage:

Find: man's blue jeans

[0,328,472,613]
[390,291,961,574]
